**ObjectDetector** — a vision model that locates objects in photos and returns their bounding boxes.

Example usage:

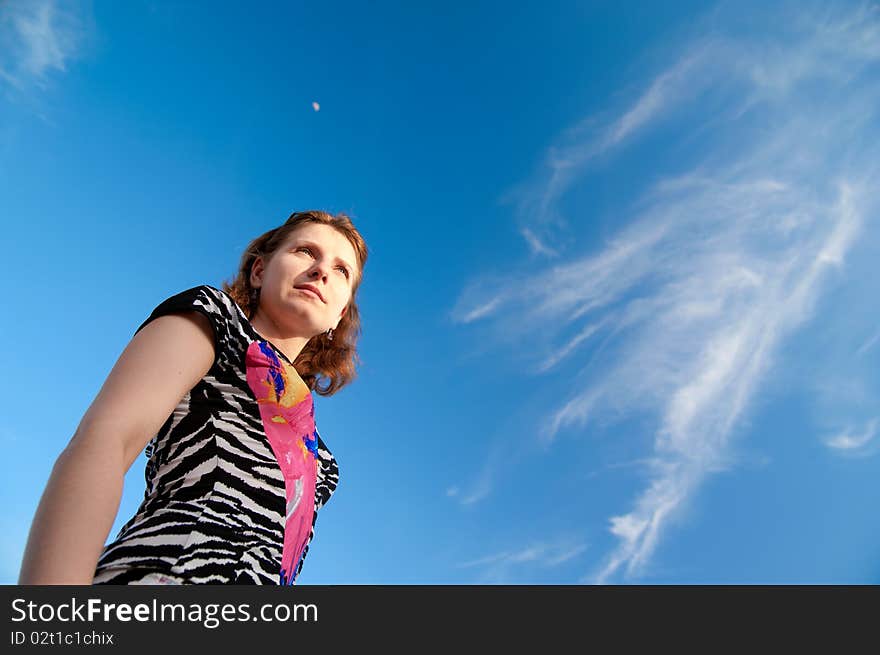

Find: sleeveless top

[92,285,339,585]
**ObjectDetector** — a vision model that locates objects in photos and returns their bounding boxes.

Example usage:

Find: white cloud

[457,296,503,324]
[520,226,559,257]
[537,320,603,373]
[822,418,879,456]
[0,0,87,91]
[457,538,588,583]
[453,2,880,583]
[856,329,880,356]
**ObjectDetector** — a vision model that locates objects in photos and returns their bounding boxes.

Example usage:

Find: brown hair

[223,210,368,396]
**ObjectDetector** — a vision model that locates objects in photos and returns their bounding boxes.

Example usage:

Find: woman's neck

[249,310,310,364]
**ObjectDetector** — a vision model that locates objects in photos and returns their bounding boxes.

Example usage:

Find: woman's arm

[18,312,216,584]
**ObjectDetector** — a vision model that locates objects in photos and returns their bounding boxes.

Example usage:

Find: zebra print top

[92,285,339,585]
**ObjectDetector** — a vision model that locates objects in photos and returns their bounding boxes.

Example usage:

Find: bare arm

[18,312,216,585]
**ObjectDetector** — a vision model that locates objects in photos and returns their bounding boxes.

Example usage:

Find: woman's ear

[333,306,347,329]
[250,257,264,288]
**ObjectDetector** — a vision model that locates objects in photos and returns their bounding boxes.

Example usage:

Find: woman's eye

[298,247,348,278]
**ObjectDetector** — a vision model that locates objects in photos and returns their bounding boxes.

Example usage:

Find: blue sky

[2,0,879,584]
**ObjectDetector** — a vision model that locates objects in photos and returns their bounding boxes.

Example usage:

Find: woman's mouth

[295,285,324,302]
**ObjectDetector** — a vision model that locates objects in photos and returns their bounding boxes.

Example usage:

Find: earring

[249,286,260,308]
[326,327,334,341]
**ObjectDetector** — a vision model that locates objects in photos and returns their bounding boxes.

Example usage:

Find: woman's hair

[223,210,368,396]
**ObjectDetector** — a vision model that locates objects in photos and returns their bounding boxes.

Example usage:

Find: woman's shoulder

[182,284,238,312]
[155,284,246,324]
[137,284,250,344]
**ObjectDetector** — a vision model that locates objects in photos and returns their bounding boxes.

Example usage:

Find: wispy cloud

[822,418,879,457]
[520,226,559,258]
[0,0,87,92]
[457,538,588,583]
[856,329,880,356]
[452,2,880,583]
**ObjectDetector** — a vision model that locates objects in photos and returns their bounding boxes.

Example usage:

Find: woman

[18,210,367,585]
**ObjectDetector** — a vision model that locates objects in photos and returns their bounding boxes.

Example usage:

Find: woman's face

[251,222,358,337]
